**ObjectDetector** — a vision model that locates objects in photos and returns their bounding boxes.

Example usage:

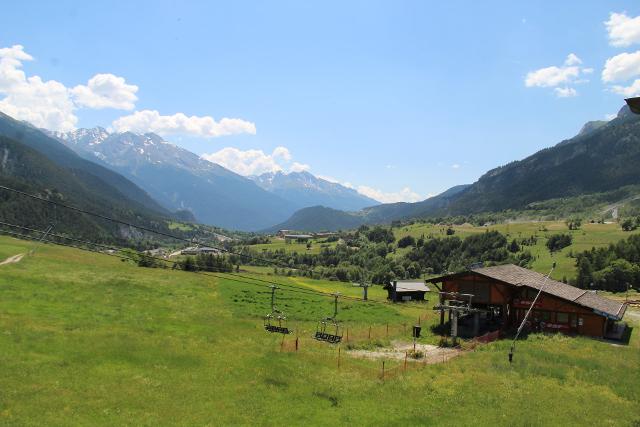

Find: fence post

[382,361,385,381]
[338,347,341,370]
[386,323,389,337]
[368,326,372,340]
[346,328,349,343]
[295,336,299,352]
[404,351,407,371]
[281,334,285,351]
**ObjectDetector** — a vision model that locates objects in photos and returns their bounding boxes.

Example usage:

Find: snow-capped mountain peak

[250,170,379,211]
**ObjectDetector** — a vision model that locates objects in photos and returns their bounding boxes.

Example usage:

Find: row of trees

[575,234,640,291]
[136,252,235,273]
[236,228,534,284]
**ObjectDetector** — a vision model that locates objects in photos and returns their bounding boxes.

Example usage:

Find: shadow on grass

[618,325,633,345]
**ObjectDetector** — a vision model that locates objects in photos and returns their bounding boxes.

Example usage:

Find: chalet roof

[393,281,430,293]
[428,264,626,320]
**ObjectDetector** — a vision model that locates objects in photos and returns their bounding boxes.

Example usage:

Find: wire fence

[272,314,485,381]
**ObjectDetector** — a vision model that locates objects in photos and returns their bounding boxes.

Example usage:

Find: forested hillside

[0,135,173,244]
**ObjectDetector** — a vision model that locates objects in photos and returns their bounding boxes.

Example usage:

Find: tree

[566,217,582,230]
[621,218,637,231]
[576,257,594,289]
[546,233,572,253]
[446,227,455,236]
[366,226,395,244]
[593,259,640,292]
[181,256,196,272]
[397,235,416,248]
[508,239,520,253]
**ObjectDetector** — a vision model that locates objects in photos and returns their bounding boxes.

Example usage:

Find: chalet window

[541,311,551,321]
[556,313,569,324]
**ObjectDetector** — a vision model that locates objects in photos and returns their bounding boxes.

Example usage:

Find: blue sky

[2,1,640,203]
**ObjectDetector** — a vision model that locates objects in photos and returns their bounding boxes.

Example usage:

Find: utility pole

[358,281,371,300]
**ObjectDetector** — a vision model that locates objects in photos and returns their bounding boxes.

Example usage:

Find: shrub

[397,235,416,248]
[546,233,572,253]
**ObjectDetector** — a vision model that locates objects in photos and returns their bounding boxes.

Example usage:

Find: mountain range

[48,128,378,230]
[249,171,378,212]
[271,105,640,231]
[0,112,177,241]
[4,102,640,236]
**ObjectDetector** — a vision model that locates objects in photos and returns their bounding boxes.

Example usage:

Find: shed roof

[427,264,626,320]
[393,281,430,293]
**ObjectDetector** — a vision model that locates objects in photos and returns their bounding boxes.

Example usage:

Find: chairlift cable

[0,221,417,308]
[0,185,426,295]
[508,262,556,363]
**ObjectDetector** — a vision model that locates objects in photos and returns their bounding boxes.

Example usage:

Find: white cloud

[602,50,640,82]
[554,87,578,97]
[610,78,640,97]
[606,12,640,47]
[564,53,582,66]
[0,45,76,131]
[451,163,460,169]
[525,54,590,97]
[356,185,423,203]
[72,74,138,110]
[201,146,308,176]
[0,44,250,136]
[525,54,585,87]
[112,109,256,137]
[0,44,138,132]
[290,162,310,172]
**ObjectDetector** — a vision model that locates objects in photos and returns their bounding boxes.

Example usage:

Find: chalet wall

[440,273,608,338]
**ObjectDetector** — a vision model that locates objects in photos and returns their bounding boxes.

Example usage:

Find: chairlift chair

[313,293,343,344]
[263,286,291,335]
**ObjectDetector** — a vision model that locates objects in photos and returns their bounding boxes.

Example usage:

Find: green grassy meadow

[0,235,639,425]
[391,220,640,281]
[249,237,339,255]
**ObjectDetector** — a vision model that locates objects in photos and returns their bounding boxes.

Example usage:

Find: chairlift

[264,285,291,334]
[314,293,342,344]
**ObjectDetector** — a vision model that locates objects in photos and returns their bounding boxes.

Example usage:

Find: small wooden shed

[385,280,430,302]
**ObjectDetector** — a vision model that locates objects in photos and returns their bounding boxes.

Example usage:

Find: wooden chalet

[427,264,627,339]
[385,280,430,302]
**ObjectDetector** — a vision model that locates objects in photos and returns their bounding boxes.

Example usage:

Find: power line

[0,185,425,295]
[0,184,316,273]
[0,221,413,307]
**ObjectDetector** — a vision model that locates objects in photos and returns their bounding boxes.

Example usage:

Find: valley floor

[0,236,638,426]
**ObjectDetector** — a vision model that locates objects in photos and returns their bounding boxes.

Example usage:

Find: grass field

[0,235,639,425]
[250,237,339,255]
[391,220,640,281]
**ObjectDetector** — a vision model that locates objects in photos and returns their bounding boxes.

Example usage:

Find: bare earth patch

[0,253,25,266]
[348,340,463,364]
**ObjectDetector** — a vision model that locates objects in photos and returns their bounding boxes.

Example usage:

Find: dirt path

[347,340,462,364]
[0,253,25,266]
